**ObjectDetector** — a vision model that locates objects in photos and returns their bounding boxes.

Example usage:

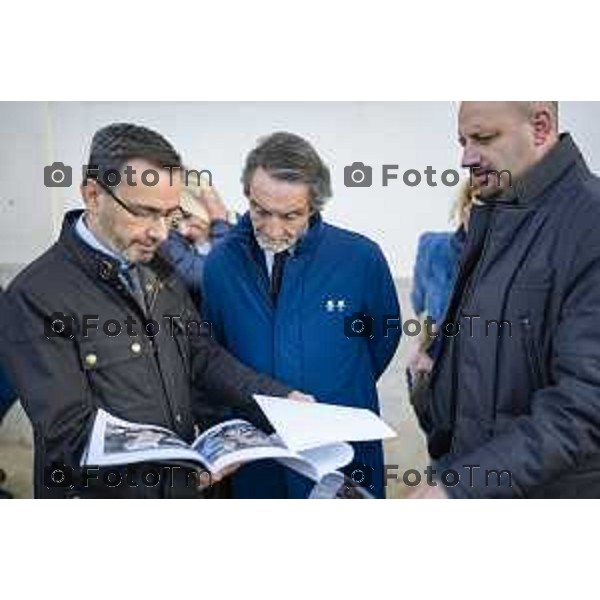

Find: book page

[83,411,357,483]
[83,409,205,468]
[254,395,397,452]
[191,419,295,473]
[308,472,375,499]
[276,442,354,481]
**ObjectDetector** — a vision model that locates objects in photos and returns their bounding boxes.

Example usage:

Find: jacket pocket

[77,335,149,371]
[75,335,155,404]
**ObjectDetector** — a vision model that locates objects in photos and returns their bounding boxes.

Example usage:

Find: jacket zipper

[145,278,183,429]
[448,210,495,450]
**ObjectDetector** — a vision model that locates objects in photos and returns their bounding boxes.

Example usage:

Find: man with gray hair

[200,132,401,498]
[410,101,600,498]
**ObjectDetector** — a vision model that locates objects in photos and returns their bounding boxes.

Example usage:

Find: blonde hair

[451,179,477,227]
[180,170,211,225]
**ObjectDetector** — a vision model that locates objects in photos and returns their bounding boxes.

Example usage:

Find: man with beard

[0,123,313,498]
[200,132,401,498]
[410,102,600,498]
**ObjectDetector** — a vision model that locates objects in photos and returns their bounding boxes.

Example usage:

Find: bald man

[411,101,600,498]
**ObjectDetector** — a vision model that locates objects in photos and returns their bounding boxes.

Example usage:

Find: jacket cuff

[209,219,232,240]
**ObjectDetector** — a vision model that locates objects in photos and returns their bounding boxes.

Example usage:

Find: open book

[83,409,355,483]
[82,395,397,488]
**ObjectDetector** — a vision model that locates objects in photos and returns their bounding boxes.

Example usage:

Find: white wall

[2,101,600,277]
[0,102,57,264]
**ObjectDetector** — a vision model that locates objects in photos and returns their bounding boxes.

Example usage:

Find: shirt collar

[75,213,128,267]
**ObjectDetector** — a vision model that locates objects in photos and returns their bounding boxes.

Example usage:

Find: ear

[81,178,100,211]
[531,108,554,146]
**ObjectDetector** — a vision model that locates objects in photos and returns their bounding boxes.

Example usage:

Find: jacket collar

[75,213,126,266]
[59,209,175,287]
[490,133,590,207]
[233,211,325,258]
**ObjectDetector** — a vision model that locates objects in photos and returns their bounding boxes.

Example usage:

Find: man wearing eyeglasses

[0,123,312,499]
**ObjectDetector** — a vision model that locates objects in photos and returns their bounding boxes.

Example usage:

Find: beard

[253,222,310,254]
[254,234,296,254]
[130,244,159,263]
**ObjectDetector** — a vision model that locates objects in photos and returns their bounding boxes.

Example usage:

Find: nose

[461,143,481,170]
[147,216,170,244]
[262,216,286,240]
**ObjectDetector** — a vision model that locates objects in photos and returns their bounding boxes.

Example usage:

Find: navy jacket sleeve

[447,228,600,498]
[161,231,206,308]
[201,251,226,344]
[365,244,401,380]
[210,219,232,244]
[161,221,232,310]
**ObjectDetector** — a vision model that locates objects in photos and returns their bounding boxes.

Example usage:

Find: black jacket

[0,210,291,498]
[418,134,600,498]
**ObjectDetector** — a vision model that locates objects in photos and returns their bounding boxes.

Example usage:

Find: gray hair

[242,132,332,211]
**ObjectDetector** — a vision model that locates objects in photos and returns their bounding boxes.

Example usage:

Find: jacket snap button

[131,342,142,354]
[99,260,115,280]
[85,353,98,367]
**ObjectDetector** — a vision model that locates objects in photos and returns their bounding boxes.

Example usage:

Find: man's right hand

[199,183,228,222]
[191,462,240,492]
[288,391,316,403]
[211,462,241,483]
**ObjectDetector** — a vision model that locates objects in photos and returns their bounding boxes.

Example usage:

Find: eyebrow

[250,197,308,217]
[458,128,496,142]
[128,202,182,216]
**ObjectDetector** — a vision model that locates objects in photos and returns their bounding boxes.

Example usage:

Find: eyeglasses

[96,180,185,228]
